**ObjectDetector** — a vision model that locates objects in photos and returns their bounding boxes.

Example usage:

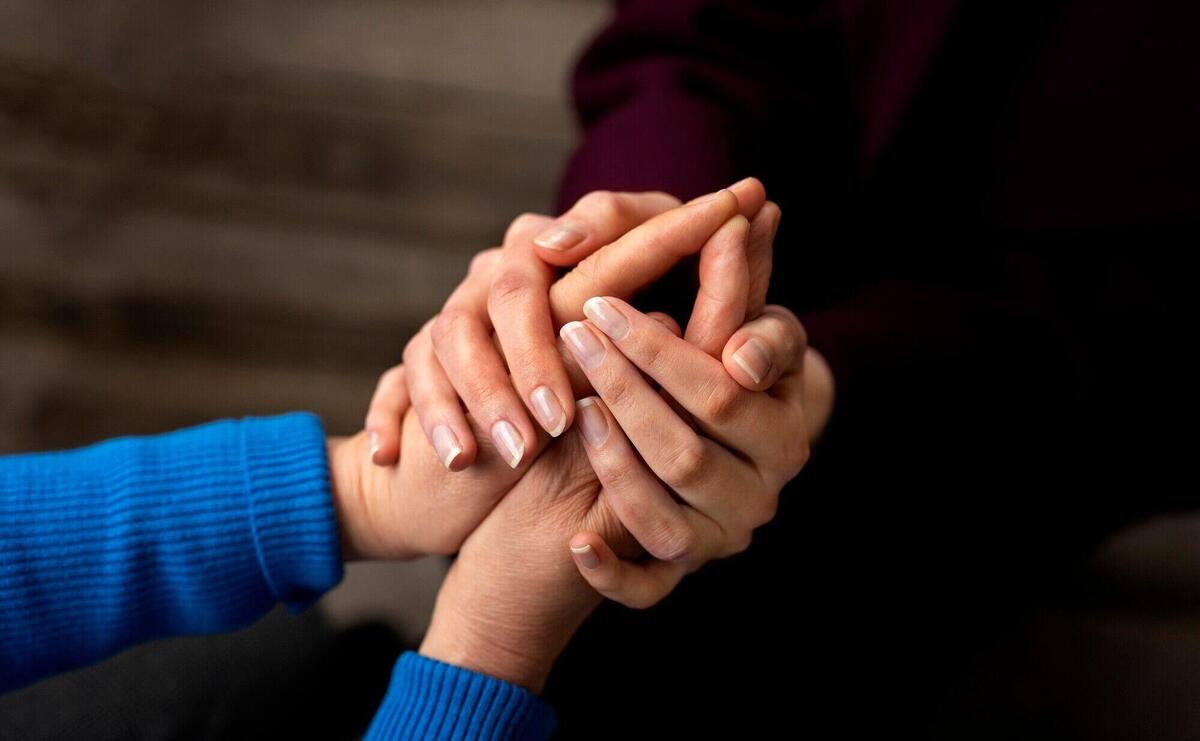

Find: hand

[389,178,780,470]
[417,309,825,689]
[416,429,613,692]
[418,210,820,688]
[327,379,528,561]
[331,192,769,560]
[560,294,823,607]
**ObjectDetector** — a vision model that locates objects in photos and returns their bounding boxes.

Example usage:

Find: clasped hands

[325,179,829,691]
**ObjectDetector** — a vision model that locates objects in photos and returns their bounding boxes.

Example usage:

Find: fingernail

[531,385,567,437]
[571,543,600,570]
[583,297,630,341]
[432,425,463,470]
[560,321,605,369]
[533,222,587,251]
[732,337,772,384]
[491,419,525,469]
[575,397,609,447]
[368,431,380,461]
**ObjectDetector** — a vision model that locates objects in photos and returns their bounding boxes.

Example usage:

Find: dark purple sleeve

[557,0,832,209]
[557,2,1112,526]
[558,0,1028,420]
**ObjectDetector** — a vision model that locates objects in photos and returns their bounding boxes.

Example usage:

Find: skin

[331,189,781,561]
[331,188,835,690]
[390,179,779,471]
[416,298,824,688]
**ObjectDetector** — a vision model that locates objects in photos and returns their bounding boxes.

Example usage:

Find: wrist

[419,558,596,693]
[327,433,374,562]
[420,619,557,694]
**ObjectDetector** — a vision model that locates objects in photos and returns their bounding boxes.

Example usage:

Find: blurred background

[0,0,607,627]
[3,1,1200,738]
[0,0,607,736]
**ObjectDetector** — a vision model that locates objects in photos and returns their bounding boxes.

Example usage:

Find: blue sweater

[0,414,555,740]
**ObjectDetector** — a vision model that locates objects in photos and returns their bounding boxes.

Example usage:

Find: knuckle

[647,190,682,208]
[650,523,695,563]
[468,248,501,276]
[460,375,506,412]
[624,591,662,610]
[504,212,544,244]
[402,323,432,364]
[700,378,743,424]
[751,491,780,528]
[572,249,603,288]
[634,226,674,259]
[596,454,638,490]
[637,332,671,376]
[766,435,810,490]
[786,319,808,357]
[578,190,626,225]
[401,342,419,368]
[430,307,471,347]
[788,438,812,479]
[725,531,754,557]
[767,306,807,352]
[487,268,532,310]
[600,370,637,409]
[660,439,708,490]
[377,365,405,390]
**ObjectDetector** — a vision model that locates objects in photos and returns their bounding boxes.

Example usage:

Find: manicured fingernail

[432,425,463,470]
[531,385,567,437]
[368,431,380,460]
[571,543,600,570]
[491,419,525,469]
[732,337,772,384]
[575,397,609,447]
[533,222,587,251]
[560,321,605,369]
[583,297,630,341]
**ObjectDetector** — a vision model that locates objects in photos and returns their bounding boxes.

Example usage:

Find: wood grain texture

[0,0,608,453]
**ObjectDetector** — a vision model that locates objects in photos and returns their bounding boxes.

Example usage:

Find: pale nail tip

[442,446,463,470]
[533,236,562,250]
[507,445,525,469]
[577,397,597,409]
[732,353,763,384]
[548,414,567,438]
[570,544,593,555]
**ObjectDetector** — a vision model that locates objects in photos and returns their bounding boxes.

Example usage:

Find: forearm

[0,414,343,692]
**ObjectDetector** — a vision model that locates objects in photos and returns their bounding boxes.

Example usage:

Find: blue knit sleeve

[0,413,343,692]
[366,653,556,740]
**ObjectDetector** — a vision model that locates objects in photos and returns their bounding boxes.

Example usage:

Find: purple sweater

[557,0,1197,535]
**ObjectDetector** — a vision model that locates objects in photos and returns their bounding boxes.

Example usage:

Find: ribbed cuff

[241,413,343,611]
[366,653,556,741]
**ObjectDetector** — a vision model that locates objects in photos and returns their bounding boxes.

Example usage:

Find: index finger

[533,177,767,268]
[548,190,740,326]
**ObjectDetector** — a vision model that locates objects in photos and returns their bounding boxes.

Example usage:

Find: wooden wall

[0,0,608,453]
[0,0,609,636]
